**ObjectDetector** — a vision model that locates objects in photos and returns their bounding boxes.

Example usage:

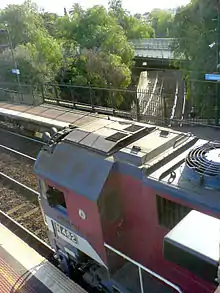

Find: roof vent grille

[105,132,128,142]
[124,125,144,132]
[182,141,220,189]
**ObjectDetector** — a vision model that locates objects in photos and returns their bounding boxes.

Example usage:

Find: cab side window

[46,186,67,209]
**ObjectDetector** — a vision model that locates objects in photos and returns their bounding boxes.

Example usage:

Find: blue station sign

[205,74,220,81]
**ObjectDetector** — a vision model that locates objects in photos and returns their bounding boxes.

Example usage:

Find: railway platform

[0,102,100,132]
[0,101,219,141]
[0,223,86,293]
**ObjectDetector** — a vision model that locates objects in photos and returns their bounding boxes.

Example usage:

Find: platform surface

[0,102,100,129]
[0,223,86,293]
[0,101,220,141]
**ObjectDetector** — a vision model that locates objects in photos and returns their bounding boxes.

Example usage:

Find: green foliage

[0,38,62,86]
[0,0,63,88]
[148,9,174,38]
[172,0,219,117]
[0,0,44,47]
[108,0,155,39]
[41,12,58,37]
[56,5,134,88]
[119,14,155,39]
[0,0,155,109]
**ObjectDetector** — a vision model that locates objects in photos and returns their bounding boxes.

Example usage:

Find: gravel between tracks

[0,184,48,242]
[0,151,38,190]
[0,135,48,242]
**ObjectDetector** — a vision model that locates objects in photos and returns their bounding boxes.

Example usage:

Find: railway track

[0,127,41,189]
[0,127,43,157]
[0,129,48,240]
[0,147,38,190]
[0,171,48,241]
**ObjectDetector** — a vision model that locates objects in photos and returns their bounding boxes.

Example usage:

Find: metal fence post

[70,86,76,108]
[89,82,94,111]
[40,84,45,103]
[54,85,59,105]
[136,87,140,122]
[31,85,36,105]
[163,95,168,125]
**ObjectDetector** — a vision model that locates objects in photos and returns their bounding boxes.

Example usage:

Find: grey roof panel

[35,143,113,201]
[91,136,116,153]
[63,120,154,155]
[79,132,99,147]
[65,129,89,143]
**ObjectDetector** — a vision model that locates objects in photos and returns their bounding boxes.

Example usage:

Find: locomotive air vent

[105,132,128,142]
[182,142,220,190]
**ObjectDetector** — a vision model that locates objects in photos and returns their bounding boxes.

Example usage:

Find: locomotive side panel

[116,163,215,293]
[65,189,107,266]
[98,170,127,273]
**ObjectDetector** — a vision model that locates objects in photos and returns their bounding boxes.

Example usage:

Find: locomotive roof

[62,115,196,168]
[63,116,156,155]
[36,114,220,205]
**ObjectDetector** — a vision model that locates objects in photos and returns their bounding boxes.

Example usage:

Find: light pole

[4,24,23,102]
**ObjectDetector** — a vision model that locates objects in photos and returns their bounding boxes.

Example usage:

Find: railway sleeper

[7,203,26,215]
[16,207,39,221]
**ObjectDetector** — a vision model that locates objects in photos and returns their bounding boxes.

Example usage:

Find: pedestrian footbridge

[132,38,175,61]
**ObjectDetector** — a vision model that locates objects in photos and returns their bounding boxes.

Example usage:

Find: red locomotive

[34,115,219,293]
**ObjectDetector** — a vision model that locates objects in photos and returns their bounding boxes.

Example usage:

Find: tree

[0,33,62,86]
[108,0,155,39]
[0,1,145,109]
[69,3,85,18]
[119,14,154,39]
[172,0,219,118]
[55,5,134,108]
[56,5,134,83]
[0,0,44,47]
[41,12,59,37]
[148,9,174,38]
[57,49,131,107]
[0,0,63,90]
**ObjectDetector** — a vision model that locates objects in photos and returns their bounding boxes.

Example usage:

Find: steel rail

[0,143,36,161]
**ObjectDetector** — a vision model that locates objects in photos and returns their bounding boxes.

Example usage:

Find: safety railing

[0,81,219,128]
[131,38,175,51]
[104,243,183,293]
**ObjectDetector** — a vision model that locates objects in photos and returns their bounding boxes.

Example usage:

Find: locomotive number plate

[54,222,78,245]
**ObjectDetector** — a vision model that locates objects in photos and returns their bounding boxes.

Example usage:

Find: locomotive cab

[34,124,126,290]
[34,120,154,292]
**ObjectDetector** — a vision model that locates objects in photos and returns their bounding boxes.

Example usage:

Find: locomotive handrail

[104,243,183,293]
